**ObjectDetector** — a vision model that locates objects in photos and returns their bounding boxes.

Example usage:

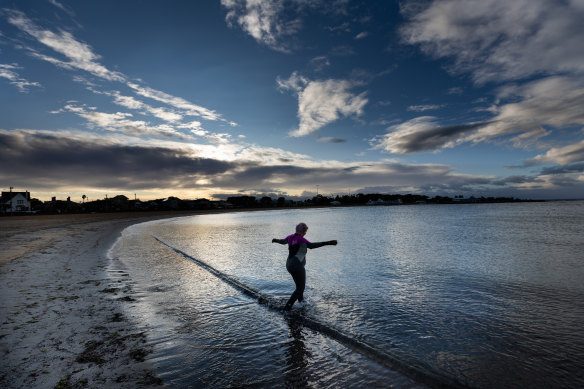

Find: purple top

[273,234,331,266]
[284,233,310,246]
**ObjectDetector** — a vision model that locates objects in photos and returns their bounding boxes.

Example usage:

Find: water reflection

[283,316,311,388]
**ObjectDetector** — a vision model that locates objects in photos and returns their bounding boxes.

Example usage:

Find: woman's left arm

[307,240,337,249]
[272,238,287,244]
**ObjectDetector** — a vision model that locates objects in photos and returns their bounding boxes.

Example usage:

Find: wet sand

[0,211,215,388]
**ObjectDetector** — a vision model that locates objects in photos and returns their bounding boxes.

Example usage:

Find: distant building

[1,191,31,213]
[366,198,402,206]
[367,198,388,206]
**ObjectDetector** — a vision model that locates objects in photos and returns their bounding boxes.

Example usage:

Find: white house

[1,191,31,213]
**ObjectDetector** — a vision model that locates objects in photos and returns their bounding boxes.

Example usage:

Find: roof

[1,191,31,202]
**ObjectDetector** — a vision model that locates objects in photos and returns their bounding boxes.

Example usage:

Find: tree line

[18,193,536,215]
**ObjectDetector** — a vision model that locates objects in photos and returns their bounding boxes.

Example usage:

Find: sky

[1,0,584,202]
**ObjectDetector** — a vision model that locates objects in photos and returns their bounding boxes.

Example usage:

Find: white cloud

[400,0,584,84]
[221,0,301,53]
[54,103,192,139]
[88,89,185,123]
[0,63,41,92]
[110,92,145,110]
[396,0,584,158]
[354,31,369,40]
[126,83,222,122]
[373,76,584,154]
[6,9,125,82]
[407,104,445,112]
[5,8,230,128]
[471,76,584,146]
[48,0,75,16]
[524,140,584,166]
[276,70,307,92]
[278,71,368,137]
[178,121,204,131]
[309,56,330,72]
[147,107,183,123]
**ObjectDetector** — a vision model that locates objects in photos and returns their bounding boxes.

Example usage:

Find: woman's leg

[285,262,305,310]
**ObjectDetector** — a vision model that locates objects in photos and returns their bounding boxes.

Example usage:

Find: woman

[272,222,337,310]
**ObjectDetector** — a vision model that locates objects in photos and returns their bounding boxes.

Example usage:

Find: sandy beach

[0,211,209,388]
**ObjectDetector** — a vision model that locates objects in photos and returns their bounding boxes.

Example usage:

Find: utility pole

[316,185,320,196]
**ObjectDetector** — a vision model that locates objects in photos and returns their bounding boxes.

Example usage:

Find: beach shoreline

[0,210,216,388]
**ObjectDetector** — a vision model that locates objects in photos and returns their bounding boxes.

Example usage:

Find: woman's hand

[272,238,277,243]
[329,240,337,246]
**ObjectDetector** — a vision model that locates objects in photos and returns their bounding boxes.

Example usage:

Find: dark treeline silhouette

[15,192,539,216]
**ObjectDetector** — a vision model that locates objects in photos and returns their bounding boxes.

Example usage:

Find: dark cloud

[540,163,584,175]
[398,122,488,153]
[317,136,347,143]
[5,129,577,199]
[0,130,233,189]
[374,119,491,154]
[490,175,545,187]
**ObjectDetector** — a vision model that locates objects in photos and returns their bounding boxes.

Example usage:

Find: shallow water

[109,201,584,388]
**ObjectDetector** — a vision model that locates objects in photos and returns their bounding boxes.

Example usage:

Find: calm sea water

[109,201,584,388]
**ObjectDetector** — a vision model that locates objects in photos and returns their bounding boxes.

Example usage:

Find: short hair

[295,222,308,234]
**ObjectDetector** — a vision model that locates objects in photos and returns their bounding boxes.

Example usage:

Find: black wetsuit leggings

[286,259,305,308]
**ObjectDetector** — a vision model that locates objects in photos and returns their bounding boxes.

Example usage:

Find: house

[367,198,388,206]
[1,191,31,213]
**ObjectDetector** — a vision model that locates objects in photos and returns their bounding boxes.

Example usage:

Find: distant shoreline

[1,196,557,220]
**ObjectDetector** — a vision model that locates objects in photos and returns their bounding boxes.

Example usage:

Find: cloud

[88,89,184,123]
[309,56,330,72]
[6,9,126,82]
[407,104,445,112]
[317,136,347,143]
[523,140,584,166]
[277,71,368,137]
[0,129,495,195]
[221,0,301,53]
[220,0,351,52]
[371,116,488,154]
[393,0,584,160]
[48,0,75,17]
[400,0,584,84]
[470,76,584,146]
[0,129,234,190]
[488,166,584,198]
[354,31,369,40]
[539,163,584,176]
[53,103,192,139]
[0,63,41,92]
[4,8,229,127]
[374,76,584,154]
[126,83,222,122]
[3,129,581,199]
[210,158,476,195]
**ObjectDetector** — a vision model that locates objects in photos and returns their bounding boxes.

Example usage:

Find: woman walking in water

[272,223,337,311]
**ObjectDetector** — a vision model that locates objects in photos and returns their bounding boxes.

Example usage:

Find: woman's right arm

[272,238,287,244]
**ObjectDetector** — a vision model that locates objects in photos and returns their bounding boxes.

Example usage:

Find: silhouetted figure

[272,223,337,310]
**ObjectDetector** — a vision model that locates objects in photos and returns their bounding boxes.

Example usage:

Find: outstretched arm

[307,240,337,249]
[272,238,287,244]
